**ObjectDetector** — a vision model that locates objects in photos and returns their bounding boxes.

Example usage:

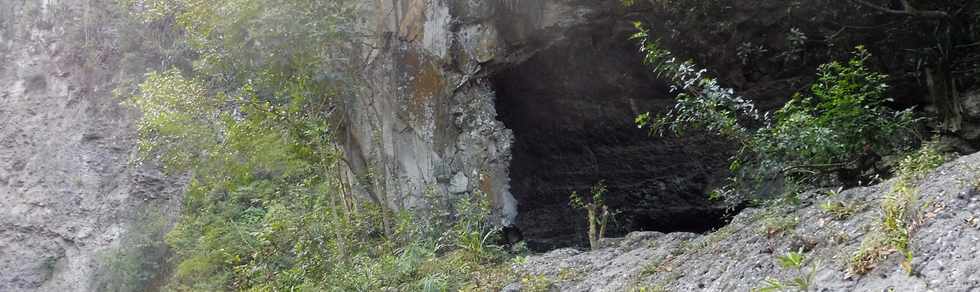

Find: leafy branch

[632,22,920,201]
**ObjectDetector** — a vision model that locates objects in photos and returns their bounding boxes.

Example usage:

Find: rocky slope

[507,152,980,291]
[0,1,182,291]
[1,0,978,290]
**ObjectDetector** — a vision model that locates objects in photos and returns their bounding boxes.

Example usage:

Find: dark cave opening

[491,25,738,251]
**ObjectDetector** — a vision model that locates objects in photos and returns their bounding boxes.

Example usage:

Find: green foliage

[121,0,360,97]
[129,69,221,172]
[894,140,947,181]
[629,286,669,292]
[851,141,947,276]
[779,28,808,64]
[192,0,355,82]
[452,190,506,260]
[759,215,799,238]
[819,200,859,220]
[776,249,806,269]
[131,64,513,292]
[632,22,758,143]
[881,141,946,272]
[640,256,666,277]
[570,182,612,250]
[520,274,556,292]
[634,22,920,202]
[754,47,916,172]
[754,249,818,292]
[124,0,516,290]
[91,204,172,292]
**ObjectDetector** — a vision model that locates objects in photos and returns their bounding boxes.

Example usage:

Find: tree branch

[848,0,949,19]
[781,162,849,174]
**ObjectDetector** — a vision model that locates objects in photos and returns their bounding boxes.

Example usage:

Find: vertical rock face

[0,1,181,290]
[344,0,519,227]
[1,0,972,289]
[347,0,734,249]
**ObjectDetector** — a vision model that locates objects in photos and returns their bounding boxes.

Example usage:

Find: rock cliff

[347,0,737,251]
[1,0,978,290]
[0,1,183,290]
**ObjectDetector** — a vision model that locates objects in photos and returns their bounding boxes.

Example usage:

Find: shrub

[750,47,917,178]
[633,22,920,202]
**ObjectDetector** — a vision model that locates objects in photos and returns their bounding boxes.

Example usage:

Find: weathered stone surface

[4,0,977,289]
[0,1,182,291]
[449,172,469,194]
[509,152,980,291]
[961,122,980,141]
[962,91,980,120]
[346,0,736,249]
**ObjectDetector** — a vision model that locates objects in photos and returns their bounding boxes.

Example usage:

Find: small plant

[630,285,669,292]
[679,226,734,255]
[850,141,947,276]
[824,186,844,197]
[759,216,799,238]
[849,235,891,275]
[520,274,555,292]
[669,240,689,257]
[452,190,501,261]
[754,249,818,292]
[557,267,582,282]
[779,27,808,64]
[819,200,859,220]
[641,256,668,276]
[461,261,517,291]
[831,230,850,245]
[737,41,768,65]
[570,181,612,250]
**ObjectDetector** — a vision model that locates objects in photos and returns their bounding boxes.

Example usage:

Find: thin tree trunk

[598,206,609,241]
[927,64,962,132]
[331,185,348,263]
[587,207,598,250]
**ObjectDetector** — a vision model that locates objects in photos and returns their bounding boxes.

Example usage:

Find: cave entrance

[491,25,736,251]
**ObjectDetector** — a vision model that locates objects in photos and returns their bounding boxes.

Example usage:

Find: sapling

[570,182,611,250]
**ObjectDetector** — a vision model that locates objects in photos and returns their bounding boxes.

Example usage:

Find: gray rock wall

[0,1,182,290]
[3,0,968,289]
[344,0,733,249]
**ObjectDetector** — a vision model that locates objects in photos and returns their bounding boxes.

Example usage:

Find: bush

[750,47,917,178]
[633,23,920,201]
